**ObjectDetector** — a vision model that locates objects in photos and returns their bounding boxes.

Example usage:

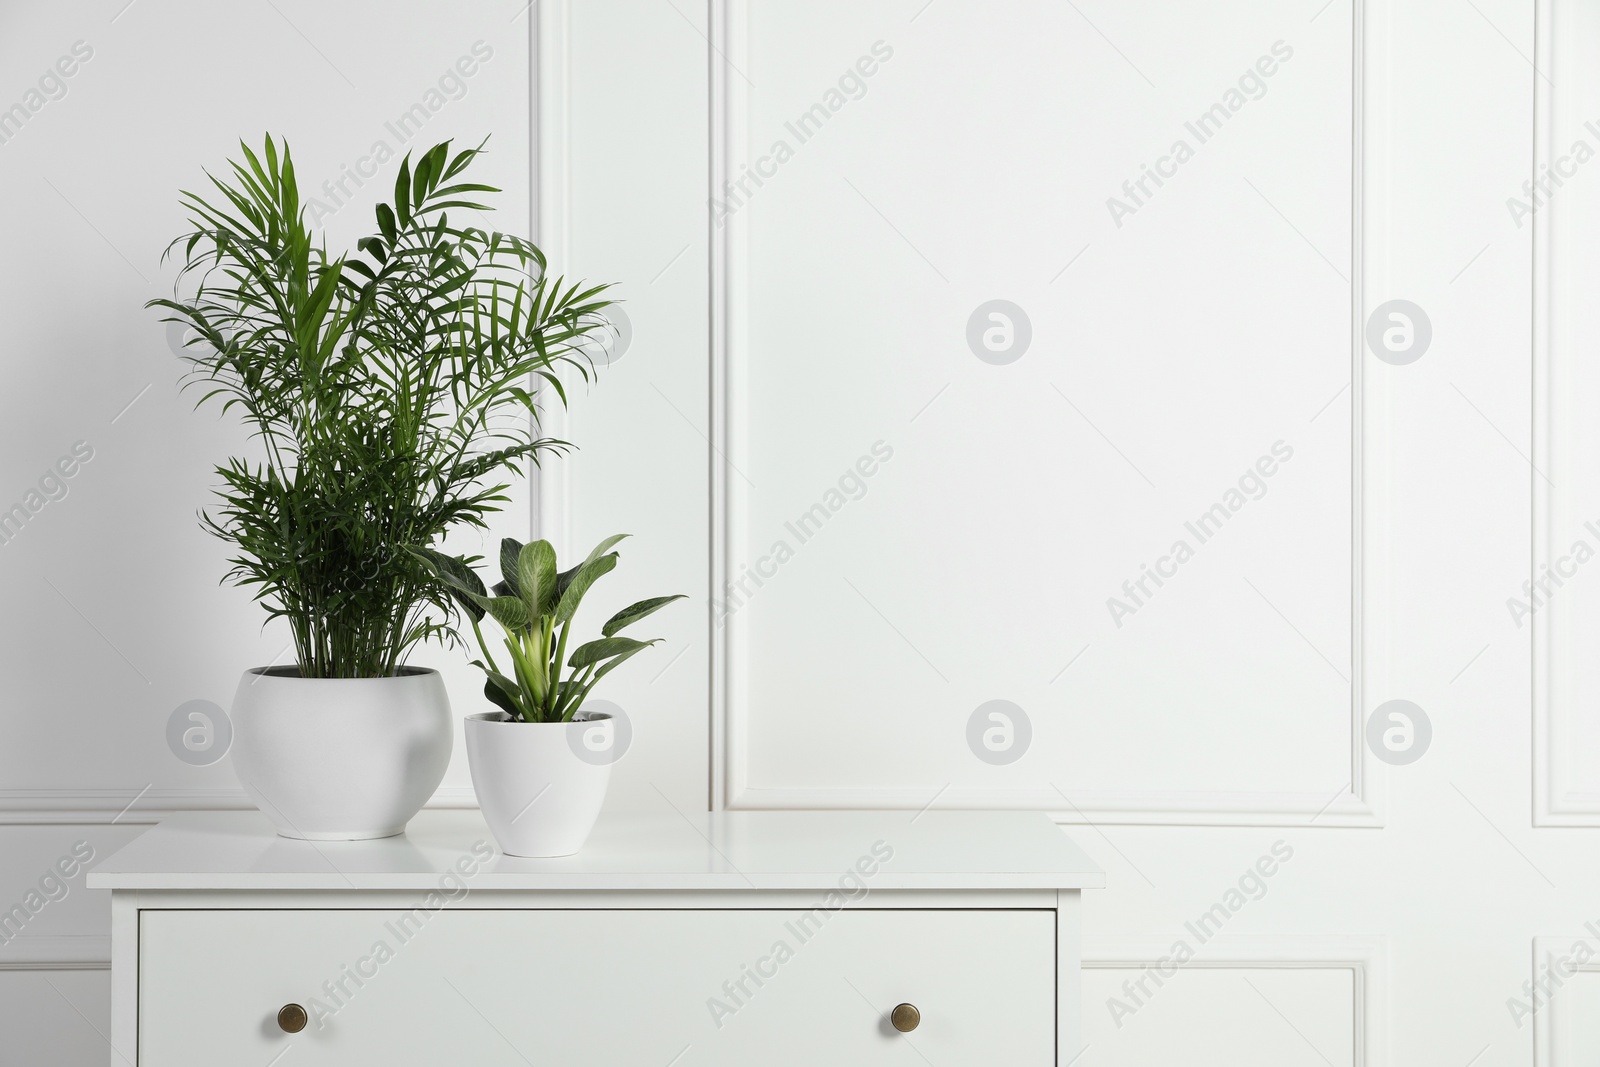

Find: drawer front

[139,907,1054,1065]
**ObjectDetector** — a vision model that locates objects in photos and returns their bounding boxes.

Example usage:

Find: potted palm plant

[412,537,683,856]
[150,136,613,840]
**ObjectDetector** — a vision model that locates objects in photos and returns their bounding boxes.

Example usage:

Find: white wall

[0,0,1585,1064]
[0,0,559,1055]
[547,0,1585,1065]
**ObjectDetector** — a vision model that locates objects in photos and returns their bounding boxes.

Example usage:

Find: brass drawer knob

[890,1002,920,1033]
[277,1003,308,1034]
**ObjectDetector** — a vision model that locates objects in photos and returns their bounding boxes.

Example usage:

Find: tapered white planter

[464,712,614,857]
[229,667,452,841]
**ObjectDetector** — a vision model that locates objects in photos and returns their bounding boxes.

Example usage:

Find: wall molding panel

[1083,935,1387,1066]
[1531,935,1600,1065]
[1532,0,1566,826]
[704,0,1382,827]
[1533,0,1600,826]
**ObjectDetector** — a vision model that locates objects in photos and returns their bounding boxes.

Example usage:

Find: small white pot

[229,667,452,841]
[464,712,614,857]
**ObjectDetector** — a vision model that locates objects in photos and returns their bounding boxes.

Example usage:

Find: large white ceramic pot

[229,666,452,841]
[464,711,614,857]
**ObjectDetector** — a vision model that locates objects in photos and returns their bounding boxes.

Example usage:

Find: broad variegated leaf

[555,552,617,623]
[583,533,629,567]
[481,595,531,633]
[589,640,657,684]
[480,671,523,720]
[518,539,558,615]
[481,681,520,719]
[568,635,654,669]
[406,546,487,622]
[499,537,525,598]
[602,594,686,638]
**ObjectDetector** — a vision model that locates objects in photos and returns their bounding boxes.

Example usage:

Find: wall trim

[731,786,1378,828]
[0,787,480,826]
[1083,935,1387,1066]
[534,0,575,556]
[1532,0,1595,826]
[0,935,110,971]
[705,0,1380,827]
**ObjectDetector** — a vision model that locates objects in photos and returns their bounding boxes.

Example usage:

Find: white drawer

[138,907,1054,1065]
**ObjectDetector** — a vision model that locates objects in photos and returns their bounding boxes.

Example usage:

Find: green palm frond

[151,135,615,678]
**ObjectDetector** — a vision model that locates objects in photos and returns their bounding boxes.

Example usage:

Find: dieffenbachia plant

[410,537,683,723]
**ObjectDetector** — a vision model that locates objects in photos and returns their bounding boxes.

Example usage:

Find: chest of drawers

[88,809,1102,1065]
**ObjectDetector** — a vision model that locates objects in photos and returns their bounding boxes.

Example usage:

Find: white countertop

[86,809,1104,892]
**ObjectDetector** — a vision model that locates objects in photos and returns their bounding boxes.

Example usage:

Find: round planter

[229,666,452,841]
[464,712,614,857]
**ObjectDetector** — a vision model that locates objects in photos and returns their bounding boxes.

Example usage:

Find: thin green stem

[468,613,500,676]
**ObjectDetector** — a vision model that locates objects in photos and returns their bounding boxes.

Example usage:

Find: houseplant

[150,136,613,839]
[412,536,683,856]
